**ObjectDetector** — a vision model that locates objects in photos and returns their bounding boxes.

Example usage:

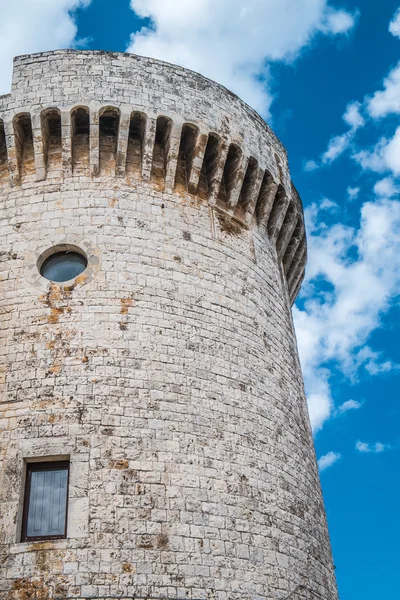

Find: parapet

[0,50,306,303]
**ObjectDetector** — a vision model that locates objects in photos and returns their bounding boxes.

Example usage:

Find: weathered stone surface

[0,51,336,600]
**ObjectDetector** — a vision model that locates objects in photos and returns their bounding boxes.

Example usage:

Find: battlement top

[0,50,306,302]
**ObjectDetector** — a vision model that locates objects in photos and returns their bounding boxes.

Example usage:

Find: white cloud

[343,101,365,129]
[314,61,400,170]
[322,132,352,163]
[320,198,338,211]
[304,159,319,172]
[354,128,400,176]
[318,451,341,471]
[0,0,91,95]
[347,186,360,200]
[353,146,386,173]
[306,381,333,433]
[368,61,400,119]
[374,177,400,198]
[356,441,387,453]
[364,357,398,375]
[294,196,400,431]
[389,7,400,39]
[127,0,358,116]
[382,127,400,175]
[320,7,358,35]
[338,399,362,413]
[321,102,364,165]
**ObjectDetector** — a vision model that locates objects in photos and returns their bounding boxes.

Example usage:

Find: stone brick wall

[0,51,336,600]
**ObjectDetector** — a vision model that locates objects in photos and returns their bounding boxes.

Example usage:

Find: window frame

[21,460,70,543]
[40,250,88,283]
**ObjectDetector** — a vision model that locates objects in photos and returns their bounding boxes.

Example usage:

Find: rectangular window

[21,461,69,542]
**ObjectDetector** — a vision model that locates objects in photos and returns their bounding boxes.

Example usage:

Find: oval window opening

[40,251,87,283]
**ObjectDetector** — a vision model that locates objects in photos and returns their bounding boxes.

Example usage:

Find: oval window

[40,251,87,283]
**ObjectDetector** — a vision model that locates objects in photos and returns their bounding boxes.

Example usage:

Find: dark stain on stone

[156,533,169,549]
[108,459,129,470]
[136,534,153,549]
[215,210,243,235]
[120,297,134,314]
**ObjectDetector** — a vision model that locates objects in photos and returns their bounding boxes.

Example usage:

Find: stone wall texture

[0,50,337,600]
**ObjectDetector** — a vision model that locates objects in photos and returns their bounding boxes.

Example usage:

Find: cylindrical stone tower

[0,51,337,600]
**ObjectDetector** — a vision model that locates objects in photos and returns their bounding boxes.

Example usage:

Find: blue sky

[1,1,400,598]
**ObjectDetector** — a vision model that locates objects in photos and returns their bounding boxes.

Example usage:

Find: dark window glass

[22,461,69,542]
[40,251,87,282]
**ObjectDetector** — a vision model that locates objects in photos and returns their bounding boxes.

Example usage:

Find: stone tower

[0,51,337,600]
